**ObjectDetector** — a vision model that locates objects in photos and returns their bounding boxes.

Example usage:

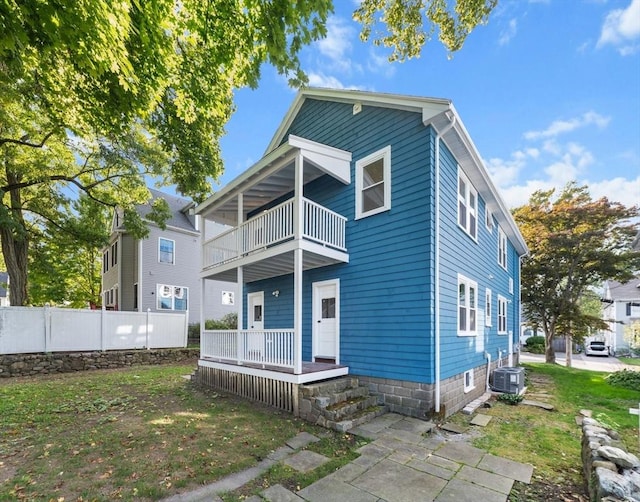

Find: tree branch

[0,131,56,149]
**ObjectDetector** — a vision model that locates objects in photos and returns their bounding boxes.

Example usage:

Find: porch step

[298,376,387,432]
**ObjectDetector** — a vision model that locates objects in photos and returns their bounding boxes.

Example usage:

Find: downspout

[485,352,492,391]
[434,111,456,413]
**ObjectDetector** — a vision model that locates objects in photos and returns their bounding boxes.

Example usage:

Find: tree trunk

[565,334,572,368]
[0,170,29,305]
[545,333,556,363]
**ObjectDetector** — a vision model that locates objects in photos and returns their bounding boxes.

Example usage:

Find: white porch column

[293,152,304,374]
[237,193,244,364]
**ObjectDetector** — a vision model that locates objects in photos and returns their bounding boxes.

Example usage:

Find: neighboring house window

[103,250,109,273]
[222,291,235,305]
[486,209,493,233]
[485,289,492,327]
[133,283,138,310]
[458,275,478,336]
[111,242,117,267]
[464,369,475,393]
[355,145,391,219]
[458,169,477,240]
[498,227,507,270]
[498,295,507,334]
[157,284,188,311]
[159,238,175,264]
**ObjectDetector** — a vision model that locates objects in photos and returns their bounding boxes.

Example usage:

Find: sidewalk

[163,413,533,502]
[519,351,637,372]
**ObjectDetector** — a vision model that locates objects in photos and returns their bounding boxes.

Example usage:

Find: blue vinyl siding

[245,98,521,385]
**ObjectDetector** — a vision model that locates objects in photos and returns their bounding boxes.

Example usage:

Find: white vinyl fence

[0,306,188,355]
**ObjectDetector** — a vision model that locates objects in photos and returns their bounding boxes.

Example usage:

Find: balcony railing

[201,329,295,369]
[203,197,347,269]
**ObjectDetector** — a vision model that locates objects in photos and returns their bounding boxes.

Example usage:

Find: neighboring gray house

[603,278,640,355]
[101,189,237,324]
[0,272,9,307]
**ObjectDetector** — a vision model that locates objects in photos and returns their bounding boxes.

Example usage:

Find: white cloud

[524,111,610,140]
[587,176,640,207]
[597,0,640,55]
[498,19,518,46]
[307,72,346,89]
[317,17,355,64]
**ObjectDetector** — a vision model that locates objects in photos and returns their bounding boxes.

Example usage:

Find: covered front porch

[195,135,352,398]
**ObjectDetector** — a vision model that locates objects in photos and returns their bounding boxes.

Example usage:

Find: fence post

[183,310,189,348]
[101,304,107,351]
[146,308,151,349]
[44,303,50,352]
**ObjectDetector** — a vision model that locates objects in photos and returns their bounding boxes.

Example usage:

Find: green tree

[513,183,640,364]
[1,1,496,306]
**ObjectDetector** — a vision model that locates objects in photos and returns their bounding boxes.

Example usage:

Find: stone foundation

[581,417,640,501]
[0,348,199,378]
[358,358,508,419]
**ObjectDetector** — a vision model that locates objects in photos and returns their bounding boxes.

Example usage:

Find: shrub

[606,369,640,391]
[497,393,524,405]
[188,313,238,345]
[525,335,546,354]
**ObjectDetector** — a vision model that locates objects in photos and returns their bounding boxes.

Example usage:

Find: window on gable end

[498,227,507,270]
[458,274,478,336]
[355,145,391,219]
[159,237,175,264]
[457,168,477,240]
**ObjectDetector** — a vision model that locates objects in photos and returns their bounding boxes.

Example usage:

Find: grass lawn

[0,362,358,501]
[619,357,640,367]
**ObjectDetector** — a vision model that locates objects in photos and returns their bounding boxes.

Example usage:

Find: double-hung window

[159,237,175,264]
[498,227,507,270]
[157,284,188,311]
[458,275,478,336]
[497,295,508,334]
[458,169,477,240]
[355,146,391,219]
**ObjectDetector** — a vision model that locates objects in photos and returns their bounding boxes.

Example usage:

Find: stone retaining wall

[581,416,640,501]
[0,348,199,378]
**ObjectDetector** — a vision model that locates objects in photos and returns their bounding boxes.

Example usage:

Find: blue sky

[215,0,640,209]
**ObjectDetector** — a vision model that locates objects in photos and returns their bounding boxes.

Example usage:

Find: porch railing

[203,197,347,269]
[201,329,295,369]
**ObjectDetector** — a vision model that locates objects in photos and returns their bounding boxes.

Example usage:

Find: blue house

[195,88,528,420]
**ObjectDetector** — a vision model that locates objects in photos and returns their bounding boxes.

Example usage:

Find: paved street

[519,351,638,372]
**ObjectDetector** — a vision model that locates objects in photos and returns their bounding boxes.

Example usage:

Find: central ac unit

[491,367,525,394]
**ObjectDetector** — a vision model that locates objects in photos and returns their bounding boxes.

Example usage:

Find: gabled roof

[140,189,197,233]
[605,278,640,301]
[266,88,528,256]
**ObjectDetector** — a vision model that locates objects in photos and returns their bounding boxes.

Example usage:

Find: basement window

[464,369,475,393]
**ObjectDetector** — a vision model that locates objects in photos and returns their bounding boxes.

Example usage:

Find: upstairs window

[111,242,117,267]
[458,275,478,336]
[103,250,109,273]
[159,237,175,264]
[355,146,391,219]
[498,227,507,270]
[458,169,477,240]
[498,295,508,334]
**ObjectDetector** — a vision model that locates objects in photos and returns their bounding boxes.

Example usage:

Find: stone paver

[286,432,321,450]
[434,478,507,502]
[477,453,534,483]
[456,465,514,494]
[407,458,457,480]
[351,458,448,502]
[261,484,305,502]
[283,450,330,473]
[389,417,435,434]
[434,441,485,466]
[297,476,379,502]
[470,413,492,426]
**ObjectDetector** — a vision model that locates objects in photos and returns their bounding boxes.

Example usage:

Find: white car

[585,340,609,357]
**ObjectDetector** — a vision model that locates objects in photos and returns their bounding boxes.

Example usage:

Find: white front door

[313,279,339,363]
[247,292,264,357]
[248,291,264,330]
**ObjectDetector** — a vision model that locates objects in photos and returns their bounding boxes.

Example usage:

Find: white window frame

[486,208,493,233]
[103,250,109,273]
[355,145,391,219]
[509,278,514,295]
[498,227,507,270]
[485,288,492,327]
[157,283,189,311]
[158,237,175,265]
[464,369,475,393]
[498,295,508,335]
[458,168,478,241]
[458,274,478,336]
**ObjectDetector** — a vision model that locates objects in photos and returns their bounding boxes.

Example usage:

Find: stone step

[300,376,360,398]
[331,405,389,432]
[322,395,380,422]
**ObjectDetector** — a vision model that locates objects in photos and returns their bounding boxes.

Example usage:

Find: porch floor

[198,357,349,384]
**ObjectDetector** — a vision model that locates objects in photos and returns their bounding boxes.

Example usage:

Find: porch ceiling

[201,244,348,283]
[197,135,352,225]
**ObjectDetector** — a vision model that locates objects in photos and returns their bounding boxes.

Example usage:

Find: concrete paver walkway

[163,413,533,502]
